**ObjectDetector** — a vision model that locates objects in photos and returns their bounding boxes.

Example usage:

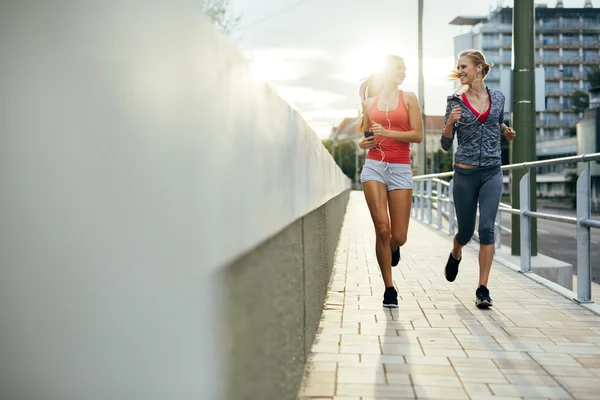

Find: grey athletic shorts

[360,159,413,191]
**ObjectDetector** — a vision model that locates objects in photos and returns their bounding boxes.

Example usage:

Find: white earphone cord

[374,88,399,164]
[454,69,488,129]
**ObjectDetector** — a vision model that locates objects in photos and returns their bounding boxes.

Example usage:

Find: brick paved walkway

[298,191,600,400]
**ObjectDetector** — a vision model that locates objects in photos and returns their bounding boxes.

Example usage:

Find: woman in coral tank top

[357,55,423,308]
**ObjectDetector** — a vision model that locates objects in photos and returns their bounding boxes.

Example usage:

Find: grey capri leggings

[453,165,503,246]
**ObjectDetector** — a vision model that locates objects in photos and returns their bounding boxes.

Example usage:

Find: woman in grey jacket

[441,50,516,308]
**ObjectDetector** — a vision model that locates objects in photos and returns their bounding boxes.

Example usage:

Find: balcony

[486,71,501,81]
[486,55,501,64]
[560,87,580,95]
[537,21,582,32]
[582,39,600,47]
[560,119,579,127]
[483,39,502,48]
[560,39,582,48]
[539,38,560,47]
[536,137,578,157]
[480,23,512,33]
[561,73,583,81]
[583,54,600,63]
[544,70,562,79]
[538,55,583,64]
[537,117,560,127]
[538,55,561,63]
[583,21,600,30]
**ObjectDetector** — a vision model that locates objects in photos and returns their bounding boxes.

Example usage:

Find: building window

[583,34,598,46]
[584,50,599,62]
[562,65,578,78]
[563,17,579,28]
[547,81,560,94]
[545,65,560,78]
[562,81,577,95]
[561,34,577,46]
[563,96,574,109]
[542,112,560,126]
[547,97,561,110]
[542,50,559,62]
[562,49,579,60]
[542,35,559,45]
[583,16,598,27]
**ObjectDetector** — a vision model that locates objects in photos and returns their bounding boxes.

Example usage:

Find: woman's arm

[498,94,516,141]
[372,92,422,143]
[358,99,377,150]
[441,100,459,151]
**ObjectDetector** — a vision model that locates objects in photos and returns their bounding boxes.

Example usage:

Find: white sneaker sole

[383,303,399,308]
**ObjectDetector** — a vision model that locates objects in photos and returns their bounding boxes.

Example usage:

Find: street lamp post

[511,0,538,256]
[418,0,426,175]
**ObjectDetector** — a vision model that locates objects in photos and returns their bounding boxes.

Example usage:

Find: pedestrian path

[298,191,600,400]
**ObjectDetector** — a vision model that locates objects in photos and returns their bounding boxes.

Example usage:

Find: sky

[227,0,600,139]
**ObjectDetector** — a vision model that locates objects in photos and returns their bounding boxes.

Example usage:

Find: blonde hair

[449,50,493,82]
[357,55,404,132]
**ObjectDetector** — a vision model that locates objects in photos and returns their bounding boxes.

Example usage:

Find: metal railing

[412,153,600,304]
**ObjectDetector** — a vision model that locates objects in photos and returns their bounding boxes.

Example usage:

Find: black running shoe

[475,285,493,308]
[444,252,461,282]
[391,247,401,267]
[383,286,398,308]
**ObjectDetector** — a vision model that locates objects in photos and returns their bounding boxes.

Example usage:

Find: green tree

[201,0,241,35]
[587,65,600,88]
[570,65,600,114]
[322,140,364,183]
[573,90,590,114]
[437,149,454,173]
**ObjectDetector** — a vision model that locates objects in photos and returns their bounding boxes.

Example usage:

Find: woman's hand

[372,122,389,137]
[358,135,376,150]
[448,105,462,125]
[502,126,516,141]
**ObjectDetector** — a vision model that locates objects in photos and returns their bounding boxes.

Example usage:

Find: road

[498,203,600,282]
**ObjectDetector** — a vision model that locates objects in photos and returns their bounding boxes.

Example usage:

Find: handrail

[410,152,600,305]
[414,153,600,180]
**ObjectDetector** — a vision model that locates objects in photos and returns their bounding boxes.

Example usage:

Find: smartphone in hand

[364,131,374,138]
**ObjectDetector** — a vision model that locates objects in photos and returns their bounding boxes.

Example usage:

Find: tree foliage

[322,140,364,183]
[201,0,241,35]
[587,65,600,89]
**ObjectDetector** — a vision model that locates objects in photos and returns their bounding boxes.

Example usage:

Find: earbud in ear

[477,67,481,72]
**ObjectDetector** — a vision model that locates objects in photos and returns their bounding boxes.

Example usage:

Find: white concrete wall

[0,2,350,399]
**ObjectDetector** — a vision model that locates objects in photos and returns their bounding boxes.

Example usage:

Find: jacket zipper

[479,124,483,166]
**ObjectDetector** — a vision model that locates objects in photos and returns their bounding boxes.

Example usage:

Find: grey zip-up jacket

[441,88,505,167]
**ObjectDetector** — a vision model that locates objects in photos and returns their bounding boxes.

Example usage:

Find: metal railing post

[419,180,425,221]
[449,178,455,237]
[426,180,432,225]
[437,180,443,230]
[519,170,531,273]
[576,166,593,303]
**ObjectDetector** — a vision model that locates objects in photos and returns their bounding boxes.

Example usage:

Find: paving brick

[299,192,600,400]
